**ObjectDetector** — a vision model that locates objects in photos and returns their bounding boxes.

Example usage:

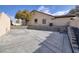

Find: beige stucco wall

[52,18,72,26]
[0,12,10,37]
[28,12,54,27]
[70,17,79,28]
[28,12,72,27]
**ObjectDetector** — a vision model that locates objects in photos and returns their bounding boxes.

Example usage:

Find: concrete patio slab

[0,29,72,53]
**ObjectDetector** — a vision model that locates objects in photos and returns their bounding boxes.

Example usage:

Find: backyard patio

[0,29,72,53]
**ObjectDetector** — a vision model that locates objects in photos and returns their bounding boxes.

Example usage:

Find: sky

[0,5,75,19]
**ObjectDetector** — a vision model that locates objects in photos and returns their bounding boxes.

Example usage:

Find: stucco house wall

[28,11,73,27]
[52,18,72,26]
[28,11,54,27]
[13,19,22,25]
[70,17,79,28]
[0,12,10,37]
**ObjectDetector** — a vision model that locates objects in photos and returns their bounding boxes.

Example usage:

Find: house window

[49,23,53,26]
[42,19,46,24]
[70,18,74,20]
[34,19,38,23]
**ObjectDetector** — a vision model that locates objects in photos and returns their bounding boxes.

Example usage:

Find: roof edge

[31,10,76,18]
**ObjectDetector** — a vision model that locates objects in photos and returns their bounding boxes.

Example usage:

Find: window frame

[70,18,74,20]
[34,18,38,23]
[49,23,53,26]
[42,19,46,24]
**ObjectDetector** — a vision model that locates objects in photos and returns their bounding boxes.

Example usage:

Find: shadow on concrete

[33,32,65,53]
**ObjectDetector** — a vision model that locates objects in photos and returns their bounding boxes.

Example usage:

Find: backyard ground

[0,29,72,53]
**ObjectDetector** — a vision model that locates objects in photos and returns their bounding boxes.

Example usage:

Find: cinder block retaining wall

[67,27,75,52]
[11,25,28,29]
[27,25,67,32]
[67,26,79,53]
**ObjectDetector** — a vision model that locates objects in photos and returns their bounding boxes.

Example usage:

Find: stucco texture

[0,12,10,37]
